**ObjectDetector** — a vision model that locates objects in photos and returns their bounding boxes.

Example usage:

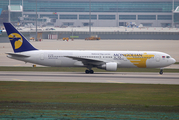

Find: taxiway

[0,71,178,84]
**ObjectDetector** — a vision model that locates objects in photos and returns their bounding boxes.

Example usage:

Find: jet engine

[97,62,117,71]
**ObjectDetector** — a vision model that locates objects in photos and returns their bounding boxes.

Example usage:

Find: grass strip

[0,82,179,106]
[0,67,179,73]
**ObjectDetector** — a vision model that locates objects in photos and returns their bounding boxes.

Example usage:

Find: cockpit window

[166,56,170,58]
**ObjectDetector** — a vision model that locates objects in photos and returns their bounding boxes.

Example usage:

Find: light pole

[22,0,23,19]
[36,0,37,41]
[89,0,91,37]
[9,0,11,22]
[116,0,118,27]
[172,0,174,28]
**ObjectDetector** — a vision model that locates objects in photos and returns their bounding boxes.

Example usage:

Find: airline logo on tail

[3,22,37,53]
[8,33,23,49]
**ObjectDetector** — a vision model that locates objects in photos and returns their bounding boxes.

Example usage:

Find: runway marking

[13,79,27,82]
[107,80,124,83]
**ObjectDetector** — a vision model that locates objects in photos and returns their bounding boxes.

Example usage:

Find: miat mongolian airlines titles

[4,23,176,74]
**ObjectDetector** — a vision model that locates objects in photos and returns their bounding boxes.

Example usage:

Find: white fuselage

[7,50,176,70]
[4,22,176,74]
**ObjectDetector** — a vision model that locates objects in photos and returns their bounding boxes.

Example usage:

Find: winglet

[3,23,37,53]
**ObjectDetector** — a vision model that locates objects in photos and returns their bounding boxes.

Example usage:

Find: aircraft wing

[6,52,30,57]
[66,56,105,66]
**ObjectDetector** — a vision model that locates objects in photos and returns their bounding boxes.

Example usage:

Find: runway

[0,71,179,84]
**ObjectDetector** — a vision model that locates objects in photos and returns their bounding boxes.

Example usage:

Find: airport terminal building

[0,0,179,27]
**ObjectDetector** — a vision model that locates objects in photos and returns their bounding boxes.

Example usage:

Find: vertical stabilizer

[3,23,37,53]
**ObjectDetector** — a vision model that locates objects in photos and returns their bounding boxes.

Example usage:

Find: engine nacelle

[98,62,117,71]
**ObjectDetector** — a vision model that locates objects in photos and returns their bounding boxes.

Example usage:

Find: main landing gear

[85,69,94,74]
[159,69,163,75]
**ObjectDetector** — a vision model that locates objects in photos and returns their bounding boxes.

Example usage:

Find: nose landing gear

[159,69,163,75]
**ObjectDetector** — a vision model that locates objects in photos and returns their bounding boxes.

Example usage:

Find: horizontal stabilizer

[6,52,30,57]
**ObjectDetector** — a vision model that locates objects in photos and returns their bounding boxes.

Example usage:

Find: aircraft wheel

[159,69,163,75]
[85,69,94,74]
[89,70,94,74]
[85,70,89,74]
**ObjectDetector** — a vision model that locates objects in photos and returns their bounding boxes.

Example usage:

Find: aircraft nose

[171,58,176,64]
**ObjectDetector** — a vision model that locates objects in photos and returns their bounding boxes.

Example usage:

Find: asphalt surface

[0,71,179,84]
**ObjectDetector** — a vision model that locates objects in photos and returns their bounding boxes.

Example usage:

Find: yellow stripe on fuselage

[123,53,155,68]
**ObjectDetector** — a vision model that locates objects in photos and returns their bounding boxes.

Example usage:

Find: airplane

[3,23,176,74]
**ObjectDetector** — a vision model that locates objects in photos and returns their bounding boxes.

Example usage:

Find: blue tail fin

[3,23,37,53]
